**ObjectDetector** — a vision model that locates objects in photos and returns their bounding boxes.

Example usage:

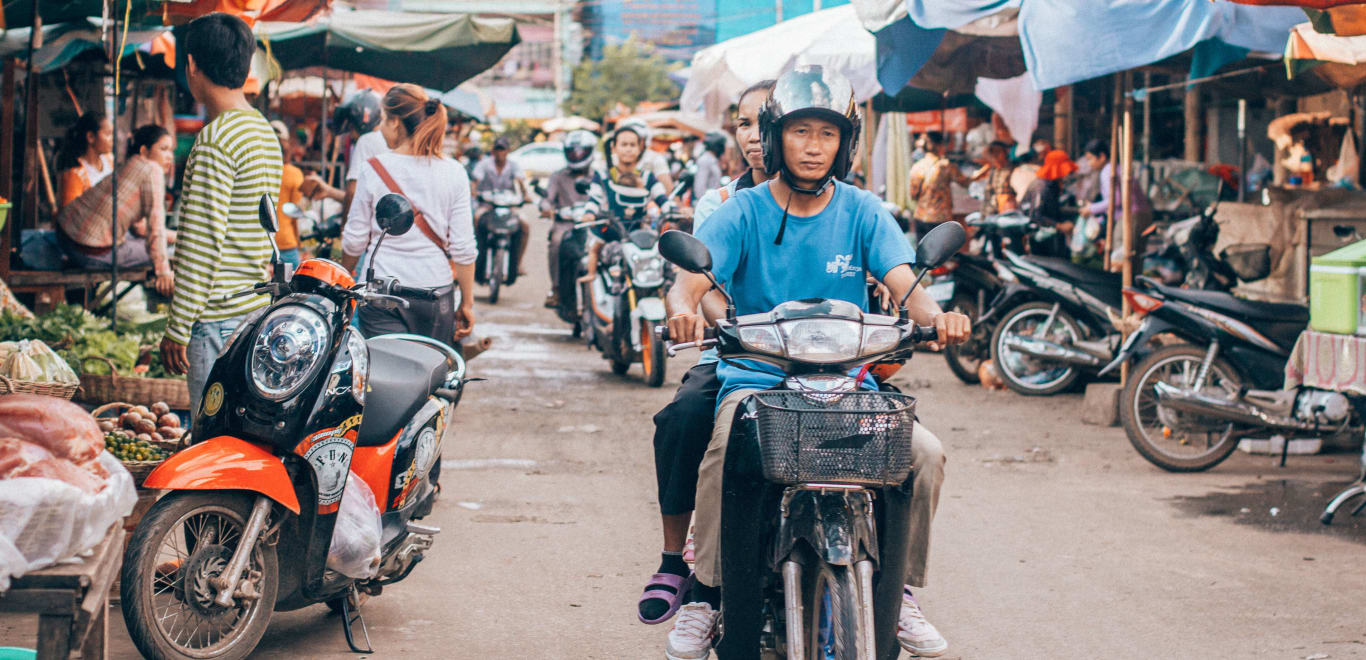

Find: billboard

[586,0,716,62]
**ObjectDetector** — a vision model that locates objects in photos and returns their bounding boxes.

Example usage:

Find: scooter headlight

[629,252,666,286]
[780,319,862,363]
[249,306,330,400]
[341,328,368,405]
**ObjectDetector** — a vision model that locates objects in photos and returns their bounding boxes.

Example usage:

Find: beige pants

[694,389,946,588]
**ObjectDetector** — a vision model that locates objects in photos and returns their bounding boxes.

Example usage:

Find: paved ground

[5,218,1366,659]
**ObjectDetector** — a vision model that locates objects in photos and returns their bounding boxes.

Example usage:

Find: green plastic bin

[1310,239,1366,334]
[0,648,36,660]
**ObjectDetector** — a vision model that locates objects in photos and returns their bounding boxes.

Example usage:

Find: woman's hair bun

[425,98,440,116]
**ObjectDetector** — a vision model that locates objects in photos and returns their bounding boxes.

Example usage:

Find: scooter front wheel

[121,492,279,660]
[802,561,864,660]
[1120,344,1245,472]
[641,319,667,387]
[990,301,1083,396]
[488,248,505,304]
[943,292,986,384]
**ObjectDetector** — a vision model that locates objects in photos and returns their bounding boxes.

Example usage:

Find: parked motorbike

[475,189,526,304]
[121,194,467,659]
[659,222,966,660]
[1104,276,1359,471]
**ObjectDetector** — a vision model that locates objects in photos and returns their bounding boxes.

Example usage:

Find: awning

[680,5,879,122]
[257,10,520,91]
[438,87,487,123]
[0,0,327,30]
[0,20,170,74]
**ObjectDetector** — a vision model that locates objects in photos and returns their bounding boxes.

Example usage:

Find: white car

[509,141,566,181]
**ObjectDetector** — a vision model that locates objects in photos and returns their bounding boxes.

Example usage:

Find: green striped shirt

[165,109,283,345]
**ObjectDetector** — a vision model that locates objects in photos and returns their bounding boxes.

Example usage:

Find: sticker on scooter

[203,382,224,416]
[392,424,440,509]
[296,414,364,513]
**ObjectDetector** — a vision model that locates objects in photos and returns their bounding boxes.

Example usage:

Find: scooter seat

[1152,284,1309,323]
[1024,256,1123,307]
[356,337,451,447]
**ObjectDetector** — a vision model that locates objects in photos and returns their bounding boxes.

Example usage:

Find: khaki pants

[694,389,946,588]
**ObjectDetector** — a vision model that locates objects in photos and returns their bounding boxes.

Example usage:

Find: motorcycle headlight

[630,253,665,284]
[249,306,330,400]
[861,325,901,355]
[739,325,784,355]
[344,328,368,405]
[780,319,862,363]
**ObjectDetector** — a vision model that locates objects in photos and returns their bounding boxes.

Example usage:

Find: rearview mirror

[915,221,966,270]
[258,194,279,234]
[375,193,414,236]
[659,230,712,274]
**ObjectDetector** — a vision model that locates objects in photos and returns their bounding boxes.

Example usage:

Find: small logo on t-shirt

[826,254,860,278]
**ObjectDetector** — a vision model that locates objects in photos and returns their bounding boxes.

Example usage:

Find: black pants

[356,284,456,345]
[652,362,720,516]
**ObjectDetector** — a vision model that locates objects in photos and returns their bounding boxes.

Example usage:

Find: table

[0,524,124,659]
[4,269,150,315]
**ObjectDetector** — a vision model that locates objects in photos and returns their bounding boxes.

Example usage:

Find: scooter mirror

[659,229,712,274]
[258,194,279,234]
[375,193,415,236]
[915,221,967,270]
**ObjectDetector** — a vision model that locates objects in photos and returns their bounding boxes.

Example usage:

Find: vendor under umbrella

[55,125,176,297]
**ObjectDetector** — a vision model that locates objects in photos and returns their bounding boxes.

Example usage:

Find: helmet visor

[768,66,856,129]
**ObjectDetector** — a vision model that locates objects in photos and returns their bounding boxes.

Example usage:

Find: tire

[641,319,667,387]
[556,241,581,326]
[488,249,504,304]
[610,359,631,375]
[990,301,1083,396]
[121,493,279,660]
[802,562,864,660]
[1119,343,1245,472]
[943,292,986,384]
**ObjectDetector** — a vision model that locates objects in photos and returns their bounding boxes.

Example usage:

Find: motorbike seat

[356,337,451,447]
[1024,256,1123,307]
[1152,284,1309,323]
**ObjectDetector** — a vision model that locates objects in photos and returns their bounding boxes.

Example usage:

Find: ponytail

[383,84,448,158]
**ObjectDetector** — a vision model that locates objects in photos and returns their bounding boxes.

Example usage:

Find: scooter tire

[642,319,667,388]
[802,561,865,660]
[943,292,985,384]
[122,492,279,660]
[488,250,504,304]
[1119,344,1245,472]
[989,301,1083,396]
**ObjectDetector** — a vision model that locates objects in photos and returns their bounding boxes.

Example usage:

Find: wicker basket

[0,374,80,399]
[92,402,181,489]
[77,356,191,411]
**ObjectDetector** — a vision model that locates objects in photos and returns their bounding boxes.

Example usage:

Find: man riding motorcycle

[471,136,532,279]
[662,66,970,660]
[580,120,669,277]
[539,130,596,308]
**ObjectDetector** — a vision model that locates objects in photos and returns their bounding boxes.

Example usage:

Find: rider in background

[579,121,668,278]
[691,131,726,199]
[636,78,774,629]
[471,137,533,277]
[538,130,597,308]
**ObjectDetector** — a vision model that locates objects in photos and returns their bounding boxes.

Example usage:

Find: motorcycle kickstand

[340,585,373,654]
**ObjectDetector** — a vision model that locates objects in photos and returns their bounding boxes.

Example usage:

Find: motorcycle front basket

[750,390,916,487]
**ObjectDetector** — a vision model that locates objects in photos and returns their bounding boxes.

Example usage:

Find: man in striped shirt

[159,13,283,415]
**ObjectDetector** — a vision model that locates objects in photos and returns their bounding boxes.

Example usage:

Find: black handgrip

[910,324,939,344]
[656,325,718,342]
[393,285,439,300]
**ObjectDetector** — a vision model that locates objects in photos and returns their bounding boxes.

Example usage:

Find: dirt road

[5,218,1366,659]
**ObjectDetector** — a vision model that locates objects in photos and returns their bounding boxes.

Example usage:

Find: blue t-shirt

[695,180,915,402]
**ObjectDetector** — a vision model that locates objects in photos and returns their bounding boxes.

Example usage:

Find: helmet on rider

[330,90,383,135]
[563,130,597,170]
[758,65,861,195]
[702,131,727,157]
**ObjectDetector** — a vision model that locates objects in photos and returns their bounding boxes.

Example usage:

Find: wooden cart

[0,524,124,659]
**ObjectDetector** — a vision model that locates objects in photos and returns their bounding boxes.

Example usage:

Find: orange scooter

[120,194,467,659]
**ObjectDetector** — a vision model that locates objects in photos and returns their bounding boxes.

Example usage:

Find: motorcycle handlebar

[392,285,440,300]
[656,325,717,343]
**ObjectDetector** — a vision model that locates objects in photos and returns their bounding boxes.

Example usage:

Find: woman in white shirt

[342,84,477,344]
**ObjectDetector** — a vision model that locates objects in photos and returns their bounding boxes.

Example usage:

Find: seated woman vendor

[58,112,115,207]
[56,125,175,297]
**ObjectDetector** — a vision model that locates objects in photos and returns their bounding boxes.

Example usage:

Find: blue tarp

[898,0,1305,90]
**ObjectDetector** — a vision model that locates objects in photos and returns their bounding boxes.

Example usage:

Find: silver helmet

[758,65,861,191]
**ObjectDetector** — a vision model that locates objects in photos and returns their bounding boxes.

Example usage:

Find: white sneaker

[665,602,718,660]
[898,589,948,657]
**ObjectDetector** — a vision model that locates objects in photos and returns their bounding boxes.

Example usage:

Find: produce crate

[1309,239,1366,335]
[76,356,190,411]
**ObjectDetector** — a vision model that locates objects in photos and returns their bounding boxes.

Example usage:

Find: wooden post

[1104,75,1120,272]
[1,58,16,279]
[1183,84,1201,162]
[1052,85,1072,154]
[20,9,42,242]
[1120,72,1135,384]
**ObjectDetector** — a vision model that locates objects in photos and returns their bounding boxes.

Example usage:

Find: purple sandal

[637,571,695,624]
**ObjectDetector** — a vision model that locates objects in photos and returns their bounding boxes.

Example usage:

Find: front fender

[143,436,301,513]
[773,491,878,568]
[977,281,1033,325]
[1096,315,1178,377]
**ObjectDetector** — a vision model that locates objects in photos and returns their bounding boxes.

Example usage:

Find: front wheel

[802,562,864,660]
[1119,343,1245,472]
[488,248,505,304]
[990,301,1083,396]
[641,319,667,387]
[943,292,987,384]
[121,492,279,660]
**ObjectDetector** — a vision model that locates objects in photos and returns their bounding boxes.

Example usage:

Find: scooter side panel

[350,432,399,509]
[143,436,301,513]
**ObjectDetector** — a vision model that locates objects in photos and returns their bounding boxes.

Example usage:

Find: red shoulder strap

[367,157,447,253]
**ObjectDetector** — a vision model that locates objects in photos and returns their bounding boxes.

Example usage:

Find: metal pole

[1237,98,1247,202]
[105,0,119,329]
[1104,75,1119,272]
[1120,72,1135,384]
[1141,70,1151,190]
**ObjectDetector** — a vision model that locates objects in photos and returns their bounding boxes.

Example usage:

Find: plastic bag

[0,452,136,590]
[23,340,78,385]
[1329,130,1360,188]
[326,471,382,579]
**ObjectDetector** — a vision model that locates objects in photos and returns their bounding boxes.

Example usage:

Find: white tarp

[680,5,880,123]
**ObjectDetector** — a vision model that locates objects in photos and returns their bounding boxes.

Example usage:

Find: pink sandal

[637,571,695,624]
